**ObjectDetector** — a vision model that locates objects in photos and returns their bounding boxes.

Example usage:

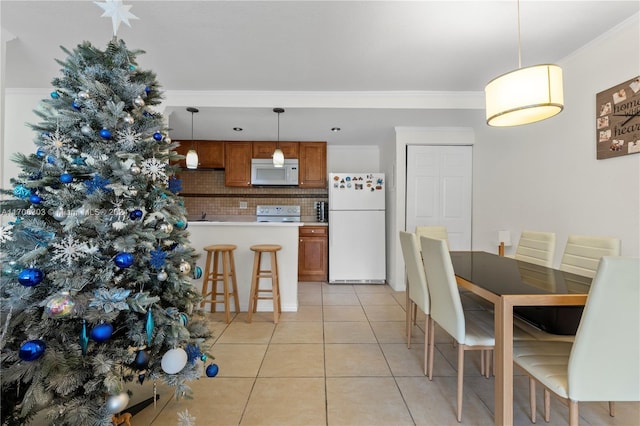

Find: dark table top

[450,251,592,296]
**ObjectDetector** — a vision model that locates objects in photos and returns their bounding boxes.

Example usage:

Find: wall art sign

[596,76,640,160]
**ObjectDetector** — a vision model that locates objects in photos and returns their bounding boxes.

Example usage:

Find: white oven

[250,158,299,186]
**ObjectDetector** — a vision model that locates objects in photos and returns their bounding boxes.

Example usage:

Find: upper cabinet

[252,142,299,159]
[299,142,327,188]
[224,142,252,187]
[173,140,224,169]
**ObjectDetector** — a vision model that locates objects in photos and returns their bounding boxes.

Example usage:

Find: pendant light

[272,107,285,168]
[485,0,564,127]
[185,107,199,169]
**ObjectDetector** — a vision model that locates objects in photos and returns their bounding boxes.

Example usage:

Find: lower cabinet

[298,225,328,282]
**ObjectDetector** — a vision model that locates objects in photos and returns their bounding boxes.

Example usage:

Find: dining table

[449,251,592,425]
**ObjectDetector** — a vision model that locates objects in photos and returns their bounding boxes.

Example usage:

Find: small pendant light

[185,107,199,169]
[272,108,285,168]
[485,0,564,127]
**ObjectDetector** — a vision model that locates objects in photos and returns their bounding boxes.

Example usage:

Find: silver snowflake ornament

[115,127,142,150]
[0,224,14,244]
[51,234,89,267]
[42,128,76,157]
[141,157,167,183]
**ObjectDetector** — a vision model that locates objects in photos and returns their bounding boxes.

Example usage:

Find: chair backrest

[568,256,640,402]
[416,226,449,250]
[560,234,621,278]
[419,235,465,343]
[399,231,429,315]
[514,230,556,267]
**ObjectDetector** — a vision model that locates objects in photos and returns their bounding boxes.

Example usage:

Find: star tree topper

[95,0,139,36]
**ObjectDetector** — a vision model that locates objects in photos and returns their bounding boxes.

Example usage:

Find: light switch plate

[239,201,248,209]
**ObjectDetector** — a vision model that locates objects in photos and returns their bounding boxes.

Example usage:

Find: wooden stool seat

[247,244,282,324]
[201,244,239,324]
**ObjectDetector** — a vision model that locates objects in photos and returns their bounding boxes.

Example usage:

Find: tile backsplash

[178,170,328,217]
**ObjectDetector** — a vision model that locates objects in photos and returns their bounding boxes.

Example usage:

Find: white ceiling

[2,1,639,146]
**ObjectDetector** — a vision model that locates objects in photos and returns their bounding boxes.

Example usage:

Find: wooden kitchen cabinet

[172,140,224,169]
[224,141,252,186]
[298,225,328,282]
[252,141,299,159]
[299,142,327,188]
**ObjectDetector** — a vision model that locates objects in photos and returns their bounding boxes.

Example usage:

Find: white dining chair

[399,231,431,376]
[513,256,640,425]
[514,230,556,267]
[560,234,621,278]
[415,225,449,250]
[420,235,495,422]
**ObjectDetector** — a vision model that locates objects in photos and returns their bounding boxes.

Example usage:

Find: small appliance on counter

[315,201,328,223]
[256,205,301,222]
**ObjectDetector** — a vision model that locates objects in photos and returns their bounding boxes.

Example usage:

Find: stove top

[256,205,301,222]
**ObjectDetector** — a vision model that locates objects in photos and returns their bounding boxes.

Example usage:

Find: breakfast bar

[186,219,302,313]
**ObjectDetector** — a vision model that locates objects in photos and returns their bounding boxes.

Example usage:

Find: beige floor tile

[298,291,322,305]
[370,321,425,344]
[357,292,401,306]
[210,344,268,377]
[326,377,413,425]
[271,321,324,343]
[325,344,391,377]
[380,343,428,377]
[324,321,377,343]
[217,321,275,344]
[323,292,361,305]
[240,378,326,426]
[396,376,495,425]
[322,283,356,293]
[353,284,392,294]
[362,304,406,321]
[323,305,367,321]
[234,311,275,322]
[298,281,323,294]
[150,378,254,426]
[259,343,324,377]
[392,291,407,308]
[278,305,323,321]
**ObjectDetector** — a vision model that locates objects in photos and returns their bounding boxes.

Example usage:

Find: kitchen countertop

[187,215,328,226]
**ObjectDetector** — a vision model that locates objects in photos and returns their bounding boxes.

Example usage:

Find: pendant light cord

[517,0,522,69]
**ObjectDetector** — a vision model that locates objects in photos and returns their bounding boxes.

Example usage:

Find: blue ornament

[193,266,203,280]
[99,128,112,139]
[138,374,145,384]
[153,132,163,141]
[18,268,44,286]
[175,220,186,229]
[72,100,81,110]
[60,173,73,184]
[179,313,188,326]
[73,156,85,165]
[200,354,207,362]
[36,147,46,158]
[47,155,56,164]
[186,344,201,364]
[205,363,219,377]
[29,194,42,204]
[145,310,154,347]
[80,320,89,356]
[129,209,143,220]
[129,64,136,71]
[90,323,113,342]
[13,185,31,199]
[19,340,46,361]
[114,252,134,268]
[50,91,60,99]
[133,349,150,370]
[145,86,151,94]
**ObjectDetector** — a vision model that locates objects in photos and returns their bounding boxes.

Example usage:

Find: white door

[406,145,472,250]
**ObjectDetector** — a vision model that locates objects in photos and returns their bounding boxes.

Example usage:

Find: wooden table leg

[494,296,514,426]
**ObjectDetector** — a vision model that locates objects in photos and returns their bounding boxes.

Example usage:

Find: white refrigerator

[328,173,386,284]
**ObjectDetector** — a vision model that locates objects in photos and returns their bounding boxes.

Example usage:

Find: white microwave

[251,158,299,186]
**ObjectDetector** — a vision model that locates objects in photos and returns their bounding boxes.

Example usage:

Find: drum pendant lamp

[485,0,564,127]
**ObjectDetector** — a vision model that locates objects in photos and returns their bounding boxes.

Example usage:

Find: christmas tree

[0,5,212,425]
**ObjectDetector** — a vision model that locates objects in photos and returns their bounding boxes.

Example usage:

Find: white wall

[472,14,640,267]
[327,145,379,173]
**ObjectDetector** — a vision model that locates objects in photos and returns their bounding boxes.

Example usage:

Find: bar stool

[247,244,282,324]
[200,244,239,324]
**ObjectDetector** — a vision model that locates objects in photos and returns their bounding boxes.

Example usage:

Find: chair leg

[246,251,261,323]
[457,344,464,422]
[529,377,537,423]
[229,250,240,314]
[406,300,413,349]
[609,401,615,417]
[423,315,429,376]
[544,389,551,423]
[480,350,485,377]
[428,318,435,380]
[568,400,579,426]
